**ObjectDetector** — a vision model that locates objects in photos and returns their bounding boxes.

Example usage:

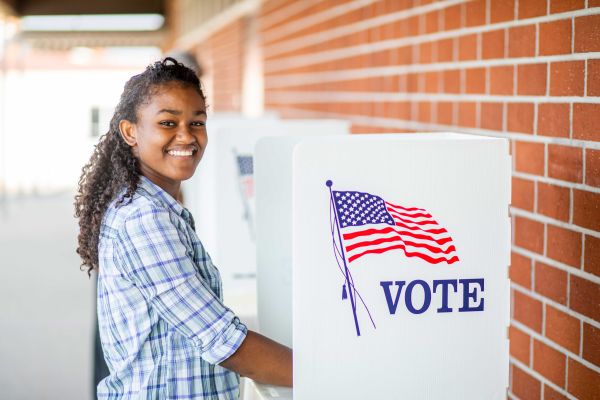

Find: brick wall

[187,0,600,397]
[199,18,245,112]
[255,0,600,398]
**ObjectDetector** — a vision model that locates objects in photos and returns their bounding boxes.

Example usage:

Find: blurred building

[0,2,164,195]
[0,3,165,400]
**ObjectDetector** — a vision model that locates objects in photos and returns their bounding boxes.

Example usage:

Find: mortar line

[512,171,600,194]
[511,357,579,400]
[512,245,600,286]
[264,88,600,104]
[262,0,466,51]
[530,331,534,368]
[263,8,600,64]
[511,319,600,374]
[569,102,573,140]
[263,105,600,150]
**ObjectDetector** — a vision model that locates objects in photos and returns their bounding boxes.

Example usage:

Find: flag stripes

[332,190,458,264]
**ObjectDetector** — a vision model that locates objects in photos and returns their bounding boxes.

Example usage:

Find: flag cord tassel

[328,179,361,337]
[342,284,348,300]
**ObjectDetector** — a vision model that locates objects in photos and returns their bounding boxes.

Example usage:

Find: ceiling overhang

[20,29,166,50]
[7,0,164,16]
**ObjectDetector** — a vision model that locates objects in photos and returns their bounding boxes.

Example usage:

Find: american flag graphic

[326,180,459,337]
[233,150,255,241]
[236,155,254,199]
[332,190,459,264]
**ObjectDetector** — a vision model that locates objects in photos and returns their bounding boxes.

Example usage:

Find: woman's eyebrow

[156,109,206,116]
[157,109,182,115]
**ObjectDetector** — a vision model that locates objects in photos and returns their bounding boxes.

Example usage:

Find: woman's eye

[191,121,206,127]
[160,121,176,126]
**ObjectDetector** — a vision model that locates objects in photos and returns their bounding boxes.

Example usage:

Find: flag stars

[333,191,397,228]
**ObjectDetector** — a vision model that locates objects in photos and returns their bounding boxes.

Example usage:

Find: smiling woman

[118,83,208,200]
[74,57,292,399]
[74,58,206,276]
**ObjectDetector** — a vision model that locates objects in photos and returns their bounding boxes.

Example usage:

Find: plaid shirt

[97,176,247,399]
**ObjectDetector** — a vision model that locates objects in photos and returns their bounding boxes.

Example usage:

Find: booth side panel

[293,138,510,400]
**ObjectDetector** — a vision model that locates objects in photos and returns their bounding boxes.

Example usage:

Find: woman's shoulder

[102,187,167,238]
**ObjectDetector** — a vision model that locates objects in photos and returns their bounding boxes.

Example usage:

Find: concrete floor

[0,192,94,400]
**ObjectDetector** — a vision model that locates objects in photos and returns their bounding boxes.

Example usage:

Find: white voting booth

[254,133,511,399]
[182,119,350,298]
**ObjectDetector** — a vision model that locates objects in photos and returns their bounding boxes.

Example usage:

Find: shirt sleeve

[116,202,247,365]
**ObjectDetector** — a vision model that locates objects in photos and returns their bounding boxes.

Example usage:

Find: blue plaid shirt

[97,176,247,399]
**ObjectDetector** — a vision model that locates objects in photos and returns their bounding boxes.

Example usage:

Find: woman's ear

[119,120,137,147]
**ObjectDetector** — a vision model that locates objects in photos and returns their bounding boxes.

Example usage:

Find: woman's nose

[176,125,196,143]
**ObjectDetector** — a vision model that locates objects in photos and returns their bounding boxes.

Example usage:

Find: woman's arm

[219,330,293,387]
[116,203,290,385]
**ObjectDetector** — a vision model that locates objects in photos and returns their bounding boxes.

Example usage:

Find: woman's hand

[219,330,293,387]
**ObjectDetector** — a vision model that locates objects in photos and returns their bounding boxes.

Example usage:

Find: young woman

[75,58,292,399]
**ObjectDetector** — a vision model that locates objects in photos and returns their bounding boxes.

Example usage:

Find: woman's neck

[139,167,181,202]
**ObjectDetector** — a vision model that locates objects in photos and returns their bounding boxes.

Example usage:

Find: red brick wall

[256,0,600,398]
[197,19,245,112]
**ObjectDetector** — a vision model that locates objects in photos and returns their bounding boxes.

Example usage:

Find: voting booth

[255,133,511,399]
[183,119,350,296]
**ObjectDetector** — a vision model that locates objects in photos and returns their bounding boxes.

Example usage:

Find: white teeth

[168,150,193,156]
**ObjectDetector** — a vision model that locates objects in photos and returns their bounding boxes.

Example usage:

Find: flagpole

[327,180,361,337]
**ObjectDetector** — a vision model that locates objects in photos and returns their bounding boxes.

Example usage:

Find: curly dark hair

[74,57,206,276]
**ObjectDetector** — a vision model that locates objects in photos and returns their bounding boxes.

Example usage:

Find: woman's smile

[166,147,197,158]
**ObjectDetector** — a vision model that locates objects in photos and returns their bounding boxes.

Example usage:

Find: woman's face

[120,82,207,187]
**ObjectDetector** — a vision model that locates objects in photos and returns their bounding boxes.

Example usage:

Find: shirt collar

[138,175,190,222]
